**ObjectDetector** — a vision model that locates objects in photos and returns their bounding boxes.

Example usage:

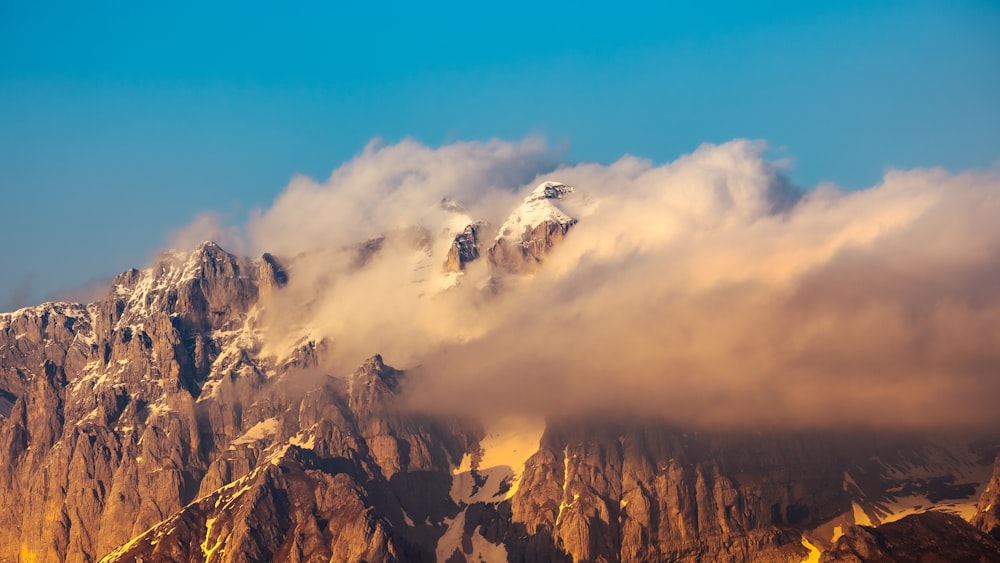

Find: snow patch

[435,511,466,562]
[844,439,992,526]
[556,447,572,525]
[289,426,317,450]
[800,537,821,563]
[230,417,280,447]
[852,502,873,526]
[201,517,222,560]
[469,526,508,562]
[451,417,544,503]
[434,510,508,563]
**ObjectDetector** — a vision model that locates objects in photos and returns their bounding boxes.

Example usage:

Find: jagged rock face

[972,454,1000,541]
[258,252,288,300]
[494,421,846,563]
[821,511,1000,562]
[488,220,575,275]
[106,357,479,563]
[0,243,319,562]
[488,182,578,275]
[450,422,998,563]
[444,224,482,273]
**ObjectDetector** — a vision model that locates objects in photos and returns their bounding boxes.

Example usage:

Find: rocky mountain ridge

[821,511,1000,562]
[1,181,999,562]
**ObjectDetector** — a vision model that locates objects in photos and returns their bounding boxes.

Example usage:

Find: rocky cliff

[972,453,1000,542]
[445,224,482,273]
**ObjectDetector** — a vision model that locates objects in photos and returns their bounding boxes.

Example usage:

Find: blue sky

[1,0,998,309]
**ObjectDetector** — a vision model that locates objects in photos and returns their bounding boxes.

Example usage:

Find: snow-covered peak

[496,181,577,242]
[123,241,235,291]
[107,241,255,334]
[527,181,575,202]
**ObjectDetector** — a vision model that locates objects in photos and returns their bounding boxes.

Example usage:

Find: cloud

[166,211,248,256]
[243,137,561,366]
[3,275,35,312]
[409,153,1000,430]
[247,137,560,257]
[50,275,116,304]
[171,137,1000,430]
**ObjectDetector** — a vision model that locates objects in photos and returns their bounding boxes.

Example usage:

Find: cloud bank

[185,137,1000,430]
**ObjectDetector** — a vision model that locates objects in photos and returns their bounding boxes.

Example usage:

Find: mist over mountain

[2,138,999,562]
[176,137,1000,429]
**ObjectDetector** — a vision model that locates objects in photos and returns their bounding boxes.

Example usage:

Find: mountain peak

[496,181,577,242]
[487,181,580,274]
[527,181,574,202]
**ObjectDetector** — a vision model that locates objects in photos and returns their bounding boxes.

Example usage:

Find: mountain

[1,182,999,562]
[487,181,581,275]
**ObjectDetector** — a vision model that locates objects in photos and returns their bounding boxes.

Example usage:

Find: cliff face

[507,423,838,562]
[104,355,477,563]
[972,454,1000,541]
[444,224,482,273]
[0,243,269,561]
[487,220,575,275]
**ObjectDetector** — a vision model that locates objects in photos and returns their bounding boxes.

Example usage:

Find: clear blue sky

[1,1,998,309]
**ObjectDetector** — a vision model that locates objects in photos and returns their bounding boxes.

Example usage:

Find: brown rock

[487,219,576,275]
[972,453,1000,542]
[444,224,482,273]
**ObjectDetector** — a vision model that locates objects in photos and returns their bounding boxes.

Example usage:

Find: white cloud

[170,137,1000,429]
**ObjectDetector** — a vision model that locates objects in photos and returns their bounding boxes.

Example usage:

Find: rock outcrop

[444,224,482,273]
[972,453,1000,541]
[821,511,1000,562]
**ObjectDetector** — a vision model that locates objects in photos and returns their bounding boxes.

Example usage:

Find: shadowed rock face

[972,454,1000,542]
[1,241,998,563]
[821,511,1000,562]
